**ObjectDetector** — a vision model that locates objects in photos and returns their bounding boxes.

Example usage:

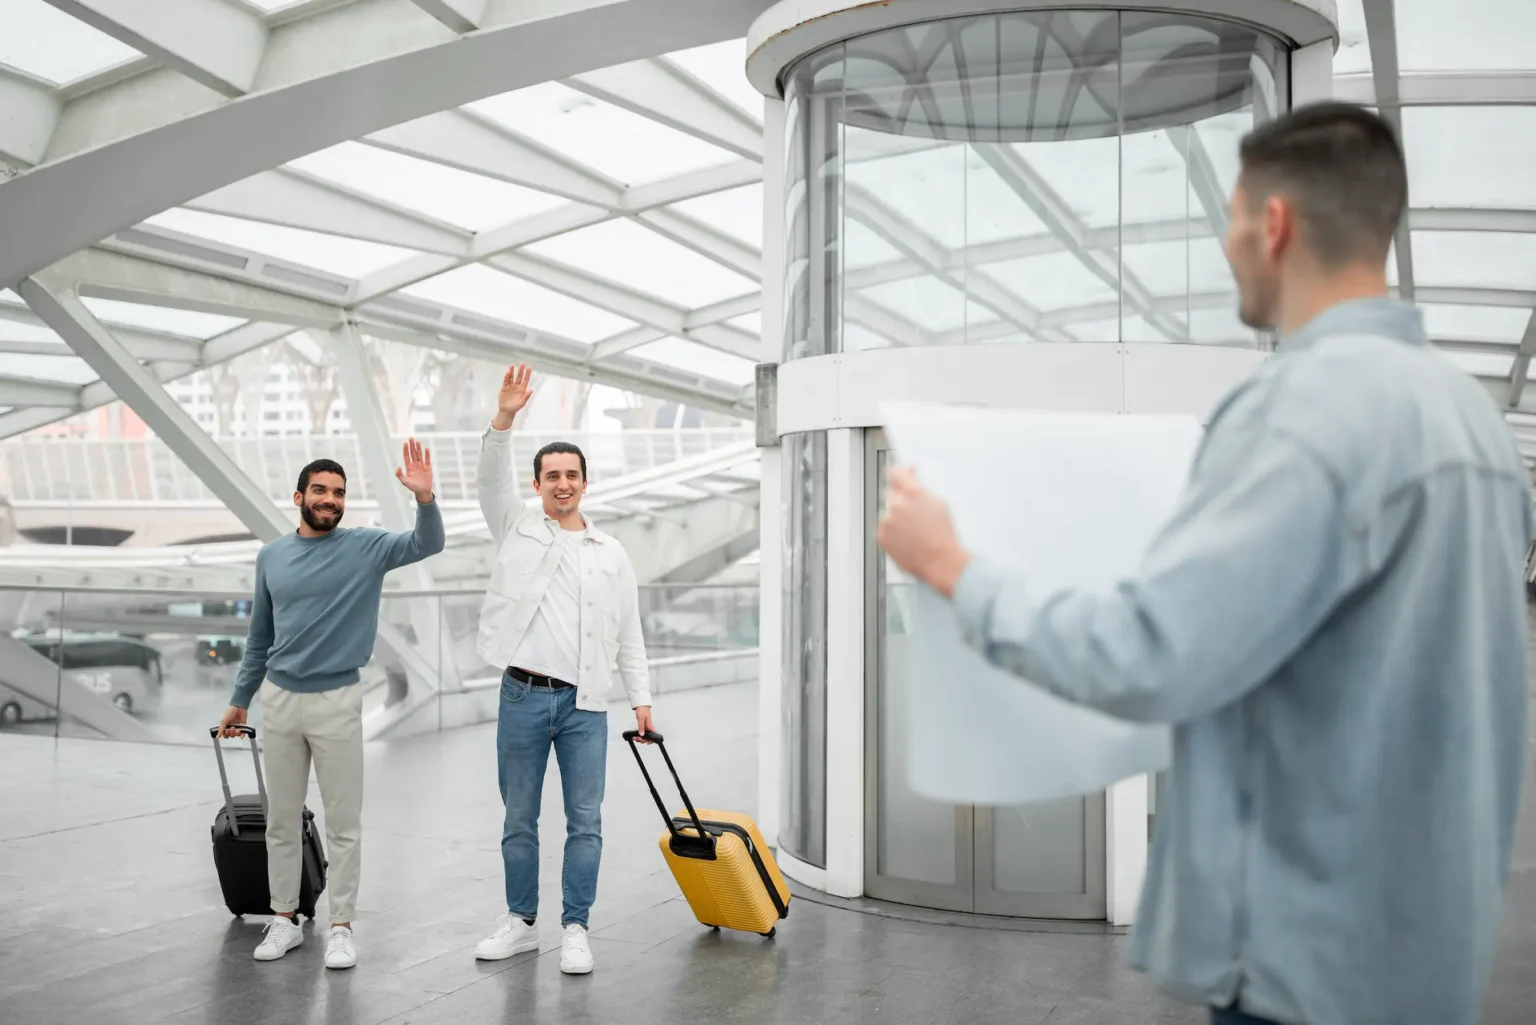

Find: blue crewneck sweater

[229,499,445,709]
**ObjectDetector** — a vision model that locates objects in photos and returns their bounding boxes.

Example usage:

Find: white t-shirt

[510,527,586,683]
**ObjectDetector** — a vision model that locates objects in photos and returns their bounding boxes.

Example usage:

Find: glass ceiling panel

[403,264,634,343]
[524,220,756,308]
[667,40,763,121]
[469,83,738,187]
[1396,0,1536,71]
[629,338,755,386]
[1402,107,1536,209]
[289,142,567,232]
[0,320,57,343]
[728,312,762,336]
[0,0,142,85]
[2,354,96,385]
[978,252,1117,312]
[1419,303,1531,343]
[1412,231,1536,292]
[146,209,419,278]
[856,278,999,334]
[1333,0,1371,75]
[80,299,244,339]
[669,183,763,248]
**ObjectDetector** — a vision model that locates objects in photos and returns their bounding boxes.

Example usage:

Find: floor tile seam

[0,800,224,844]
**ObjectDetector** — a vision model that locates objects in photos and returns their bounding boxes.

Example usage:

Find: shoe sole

[325,958,357,970]
[253,941,301,962]
[474,939,540,961]
[560,961,593,975]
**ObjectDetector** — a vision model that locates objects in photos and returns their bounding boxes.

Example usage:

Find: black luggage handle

[210,724,268,837]
[622,730,715,860]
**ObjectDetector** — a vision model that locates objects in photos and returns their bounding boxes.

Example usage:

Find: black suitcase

[210,725,327,920]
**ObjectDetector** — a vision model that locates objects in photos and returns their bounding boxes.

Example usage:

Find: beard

[301,501,343,532]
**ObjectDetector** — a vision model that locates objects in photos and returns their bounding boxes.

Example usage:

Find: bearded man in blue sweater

[216,439,444,970]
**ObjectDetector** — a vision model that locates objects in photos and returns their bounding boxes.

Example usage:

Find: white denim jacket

[475,424,651,711]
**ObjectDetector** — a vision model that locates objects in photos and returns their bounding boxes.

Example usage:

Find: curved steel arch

[0,0,776,289]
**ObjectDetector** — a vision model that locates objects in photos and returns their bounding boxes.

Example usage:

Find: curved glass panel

[780,431,828,867]
[781,9,1289,356]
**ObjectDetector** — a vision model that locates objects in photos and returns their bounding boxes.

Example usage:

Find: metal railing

[0,428,754,505]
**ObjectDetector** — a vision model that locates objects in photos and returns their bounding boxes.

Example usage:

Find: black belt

[507,667,574,689]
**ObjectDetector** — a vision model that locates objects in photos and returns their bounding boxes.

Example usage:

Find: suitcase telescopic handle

[209,725,268,837]
[622,730,710,849]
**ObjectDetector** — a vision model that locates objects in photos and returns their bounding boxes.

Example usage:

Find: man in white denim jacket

[471,363,654,976]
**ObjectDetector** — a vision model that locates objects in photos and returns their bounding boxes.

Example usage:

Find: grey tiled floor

[1,672,1532,1025]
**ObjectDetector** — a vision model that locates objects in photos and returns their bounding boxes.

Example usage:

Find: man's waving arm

[479,363,534,544]
[372,439,446,570]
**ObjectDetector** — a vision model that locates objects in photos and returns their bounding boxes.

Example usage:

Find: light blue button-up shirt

[952,299,1532,1025]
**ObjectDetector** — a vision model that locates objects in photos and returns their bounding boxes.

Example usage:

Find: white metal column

[327,324,455,737]
[823,426,865,897]
[757,94,787,848]
[1292,39,1334,106]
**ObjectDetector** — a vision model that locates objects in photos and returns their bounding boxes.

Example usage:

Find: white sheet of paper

[881,403,1204,805]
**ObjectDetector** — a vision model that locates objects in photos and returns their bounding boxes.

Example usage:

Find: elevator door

[862,430,1107,919]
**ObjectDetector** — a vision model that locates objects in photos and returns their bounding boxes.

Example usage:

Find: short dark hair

[297,458,346,494]
[1238,102,1407,267]
[534,442,586,481]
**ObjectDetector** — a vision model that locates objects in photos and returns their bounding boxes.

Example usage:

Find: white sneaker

[325,925,357,970]
[559,923,593,975]
[253,916,303,961]
[474,913,539,961]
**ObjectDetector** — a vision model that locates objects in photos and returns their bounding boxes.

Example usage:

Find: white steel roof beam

[410,0,486,34]
[0,321,293,440]
[0,302,204,361]
[0,0,777,288]
[189,167,473,257]
[487,252,757,361]
[0,375,81,407]
[365,110,624,208]
[564,57,763,160]
[17,275,291,539]
[50,247,341,328]
[1506,312,1536,409]
[42,0,267,98]
[0,68,60,169]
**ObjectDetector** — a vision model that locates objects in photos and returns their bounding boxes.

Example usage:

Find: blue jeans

[496,671,608,928]
[1212,1007,1281,1025]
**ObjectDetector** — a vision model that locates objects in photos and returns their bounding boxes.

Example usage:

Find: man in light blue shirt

[878,104,1531,1025]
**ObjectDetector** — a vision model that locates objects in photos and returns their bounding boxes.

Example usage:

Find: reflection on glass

[991,798,1088,895]
[780,432,828,867]
[782,9,1287,355]
[0,583,762,746]
[875,451,958,885]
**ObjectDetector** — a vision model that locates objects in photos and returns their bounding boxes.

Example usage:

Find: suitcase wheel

[708,925,720,932]
[761,928,776,939]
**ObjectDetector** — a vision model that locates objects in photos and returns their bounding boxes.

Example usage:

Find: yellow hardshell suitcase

[623,730,790,937]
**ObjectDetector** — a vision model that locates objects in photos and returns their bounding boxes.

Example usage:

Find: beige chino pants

[259,681,364,924]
